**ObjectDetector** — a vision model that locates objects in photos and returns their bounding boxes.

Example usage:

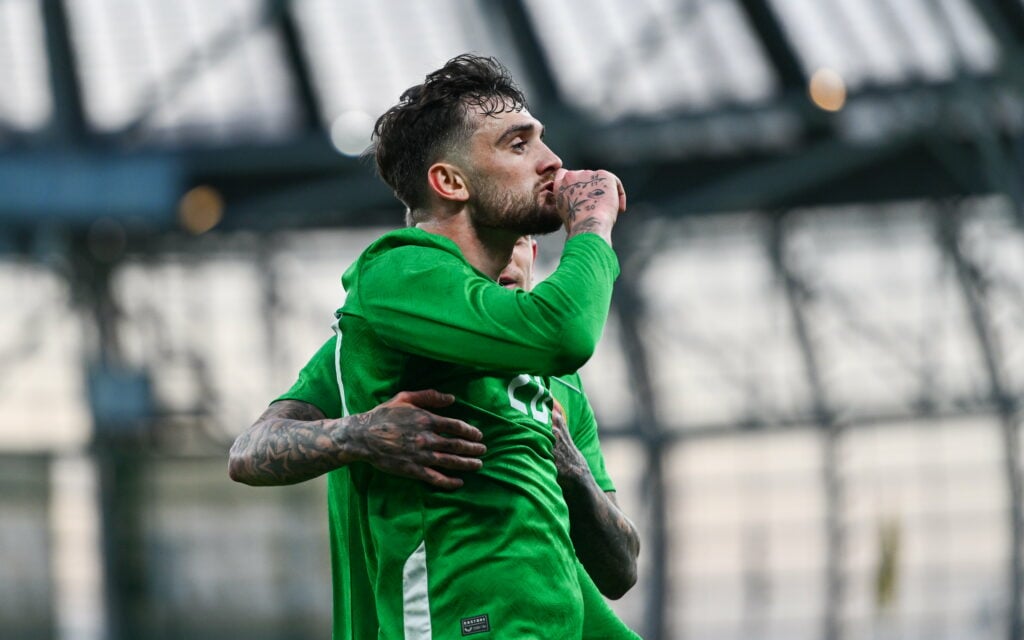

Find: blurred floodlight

[809,68,846,112]
[330,110,375,156]
[178,186,224,235]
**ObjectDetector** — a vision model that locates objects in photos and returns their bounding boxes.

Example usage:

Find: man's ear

[427,162,469,203]
[530,239,538,262]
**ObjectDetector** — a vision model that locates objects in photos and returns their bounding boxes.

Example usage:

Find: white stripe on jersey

[331,317,349,417]
[551,376,582,395]
[402,540,432,638]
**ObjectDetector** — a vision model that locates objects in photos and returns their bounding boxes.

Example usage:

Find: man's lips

[539,181,556,203]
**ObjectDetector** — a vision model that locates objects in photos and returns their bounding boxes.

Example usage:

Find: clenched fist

[553,168,626,243]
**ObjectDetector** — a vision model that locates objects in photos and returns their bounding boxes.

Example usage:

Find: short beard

[469,178,562,236]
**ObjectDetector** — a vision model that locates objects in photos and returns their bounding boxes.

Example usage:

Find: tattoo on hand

[558,175,606,226]
[558,174,613,236]
[346,407,431,466]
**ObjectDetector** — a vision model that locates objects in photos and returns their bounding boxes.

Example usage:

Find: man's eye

[512,140,527,151]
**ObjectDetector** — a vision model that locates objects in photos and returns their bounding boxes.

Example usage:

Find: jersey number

[507,374,550,423]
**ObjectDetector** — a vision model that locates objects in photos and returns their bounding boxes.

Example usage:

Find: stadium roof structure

[1,0,1023,235]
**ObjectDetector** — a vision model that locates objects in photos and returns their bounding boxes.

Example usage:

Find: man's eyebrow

[496,123,536,145]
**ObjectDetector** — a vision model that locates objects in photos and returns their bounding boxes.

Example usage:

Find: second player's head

[498,236,538,292]
[372,54,563,235]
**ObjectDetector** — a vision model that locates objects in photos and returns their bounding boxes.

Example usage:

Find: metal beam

[928,0,1024,226]
[937,204,1024,640]
[65,237,151,640]
[223,171,396,230]
[611,227,669,640]
[39,0,89,145]
[981,0,1024,40]
[273,0,324,132]
[735,0,807,92]
[768,213,845,640]
[637,133,921,214]
[0,123,1010,233]
[970,0,1024,89]
[623,130,1014,218]
[0,152,182,226]
[492,0,564,111]
[4,70,1019,231]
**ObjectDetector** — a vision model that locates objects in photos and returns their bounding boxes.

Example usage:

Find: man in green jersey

[231,236,640,639]
[234,54,630,637]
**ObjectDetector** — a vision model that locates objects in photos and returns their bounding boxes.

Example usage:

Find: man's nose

[539,143,562,175]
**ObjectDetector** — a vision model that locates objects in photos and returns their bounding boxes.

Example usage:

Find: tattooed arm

[554,168,627,245]
[551,402,640,599]
[229,390,486,490]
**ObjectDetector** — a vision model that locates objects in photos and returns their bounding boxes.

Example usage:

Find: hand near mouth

[552,169,626,246]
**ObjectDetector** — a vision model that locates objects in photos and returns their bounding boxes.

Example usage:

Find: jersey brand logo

[461,614,490,635]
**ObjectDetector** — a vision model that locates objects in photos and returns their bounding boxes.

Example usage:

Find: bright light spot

[330,110,375,156]
[178,186,224,235]
[809,68,846,112]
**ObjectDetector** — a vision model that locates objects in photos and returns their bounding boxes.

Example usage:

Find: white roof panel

[0,0,52,131]
[769,0,999,88]
[65,0,301,144]
[523,0,778,120]
[292,0,526,148]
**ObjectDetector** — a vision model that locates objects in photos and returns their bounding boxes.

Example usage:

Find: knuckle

[432,453,457,468]
[419,432,439,448]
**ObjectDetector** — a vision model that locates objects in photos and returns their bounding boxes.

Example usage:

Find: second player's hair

[370,54,527,212]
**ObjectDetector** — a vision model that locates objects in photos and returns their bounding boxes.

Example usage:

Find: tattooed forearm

[550,402,639,598]
[565,216,606,239]
[230,391,486,489]
[560,479,641,599]
[229,400,351,486]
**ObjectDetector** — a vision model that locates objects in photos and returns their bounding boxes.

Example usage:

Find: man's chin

[475,203,563,236]
[524,207,563,235]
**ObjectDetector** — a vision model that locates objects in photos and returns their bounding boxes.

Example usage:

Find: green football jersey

[279,228,636,639]
[279,344,637,639]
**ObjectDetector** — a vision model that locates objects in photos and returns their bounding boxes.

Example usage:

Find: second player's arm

[552,403,640,599]
[229,390,486,490]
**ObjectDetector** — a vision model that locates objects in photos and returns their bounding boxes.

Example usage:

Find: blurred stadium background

[3,0,1024,638]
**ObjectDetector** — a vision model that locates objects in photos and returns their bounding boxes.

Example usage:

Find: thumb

[552,399,565,417]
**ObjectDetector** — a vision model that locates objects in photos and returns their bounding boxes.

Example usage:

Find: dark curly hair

[370,54,528,211]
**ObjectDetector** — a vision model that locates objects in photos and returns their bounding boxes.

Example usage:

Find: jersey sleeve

[355,234,619,377]
[274,335,343,419]
[554,374,616,493]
